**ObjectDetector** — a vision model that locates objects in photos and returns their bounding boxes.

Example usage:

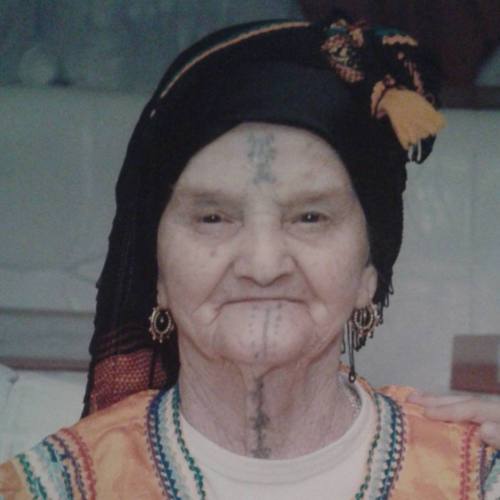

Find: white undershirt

[181,380,376,500]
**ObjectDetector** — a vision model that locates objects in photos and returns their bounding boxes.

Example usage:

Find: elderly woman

[1,17,500,499]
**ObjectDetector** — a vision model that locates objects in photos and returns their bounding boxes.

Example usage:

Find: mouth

[224,298,302,305]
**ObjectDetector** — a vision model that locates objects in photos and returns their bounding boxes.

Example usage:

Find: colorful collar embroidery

[146,385,406,499]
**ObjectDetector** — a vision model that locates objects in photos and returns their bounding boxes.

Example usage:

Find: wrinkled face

[157,123,376,369]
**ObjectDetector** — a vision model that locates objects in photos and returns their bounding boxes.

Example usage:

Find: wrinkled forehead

[171,122,356,202]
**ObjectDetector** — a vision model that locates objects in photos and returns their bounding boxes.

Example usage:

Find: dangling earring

[345,303,381,383]
[149,306,175,343]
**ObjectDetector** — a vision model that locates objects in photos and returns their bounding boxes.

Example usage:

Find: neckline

[179,378,374,483]
[146,382,406,500]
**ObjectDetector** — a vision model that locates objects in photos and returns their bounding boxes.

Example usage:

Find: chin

[219,334,309,369]
[211,301,321,369]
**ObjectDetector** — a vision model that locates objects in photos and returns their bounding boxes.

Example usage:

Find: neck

[178,336,357,459]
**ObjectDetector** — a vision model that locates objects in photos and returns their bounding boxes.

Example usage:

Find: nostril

[233,236,294,286]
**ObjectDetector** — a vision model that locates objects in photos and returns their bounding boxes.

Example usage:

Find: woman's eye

[200,214,222,223]
[193,211,238,237]
[297,212,324,223]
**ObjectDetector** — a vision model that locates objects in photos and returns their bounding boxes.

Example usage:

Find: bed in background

[0,85,499,460]
[0,365,86,461]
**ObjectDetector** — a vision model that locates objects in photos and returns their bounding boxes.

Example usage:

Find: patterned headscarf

[83,17,442,416]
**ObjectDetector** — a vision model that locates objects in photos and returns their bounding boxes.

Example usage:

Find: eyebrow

[278,187,355,207]
[170,187,243,207]
[171,185,355,207]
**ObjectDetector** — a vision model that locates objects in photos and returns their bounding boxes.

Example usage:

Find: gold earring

[149,306,175,343]
[345,303,381,382]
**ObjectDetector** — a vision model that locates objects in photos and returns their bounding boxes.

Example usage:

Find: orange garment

[1,384,499,499]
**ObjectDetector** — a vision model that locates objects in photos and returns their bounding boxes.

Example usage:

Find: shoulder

[42,388,162,457]
[376,383,481,441]
[48,387,164,461]
[375,384,500,499]
[71,388,159,440]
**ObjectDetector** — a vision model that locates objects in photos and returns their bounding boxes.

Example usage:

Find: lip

[224,298,302,305]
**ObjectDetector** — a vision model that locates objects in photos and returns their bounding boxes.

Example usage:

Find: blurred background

[0,0,499,459]
[1,1,499,94]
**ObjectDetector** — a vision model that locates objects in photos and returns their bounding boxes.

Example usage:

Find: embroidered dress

[1,383,499,499]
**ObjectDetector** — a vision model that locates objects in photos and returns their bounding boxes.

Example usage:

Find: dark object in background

[452,335,500,394]
[299,0,500,87]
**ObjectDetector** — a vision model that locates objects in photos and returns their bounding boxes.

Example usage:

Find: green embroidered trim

[354,393,382,499]
[17,453,48,500]
[483,450,500,494]
[160,385,404,500]
[39,439,73,500]
[172,386,207,500]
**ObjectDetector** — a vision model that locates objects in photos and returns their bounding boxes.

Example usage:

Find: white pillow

[0,369,86,461]
[0,363,18,406]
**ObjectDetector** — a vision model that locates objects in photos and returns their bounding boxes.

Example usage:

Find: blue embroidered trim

[15,435,82,500]
[147,386,207,500]
[50,433,87,500]
[147,387,180,499]
[172,386,206,499]
[38,439,74,500]
[16,452,47,500]
[355,392,406,499]
[147,386,406,500]
[376,393,405,498]
[484,449,500,494]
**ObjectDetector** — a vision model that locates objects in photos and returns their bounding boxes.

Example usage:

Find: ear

[355,263,378,309]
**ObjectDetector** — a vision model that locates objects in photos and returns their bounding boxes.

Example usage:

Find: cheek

[324,252,365,295]
[158,229,228,316]
[303,236,369,321]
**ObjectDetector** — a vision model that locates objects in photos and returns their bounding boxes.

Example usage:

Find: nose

[233,220,295,286]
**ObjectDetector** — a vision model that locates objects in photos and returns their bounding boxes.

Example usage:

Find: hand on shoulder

[408,391,500,448]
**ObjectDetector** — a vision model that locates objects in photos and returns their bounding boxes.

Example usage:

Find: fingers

[480,422,500,448]
[408,390,500,448]
[408,391,500,424]
[407,391,474,407]
[422,401,483,422]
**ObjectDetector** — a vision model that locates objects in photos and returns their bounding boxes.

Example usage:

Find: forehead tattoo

[247,132,276,184]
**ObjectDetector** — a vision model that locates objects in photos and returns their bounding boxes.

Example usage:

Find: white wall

[360,110,500,392]
[1,1,302,91]
[1,86,499,394]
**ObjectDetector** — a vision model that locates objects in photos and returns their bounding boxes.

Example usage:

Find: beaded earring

[149,306,175,343]
[345,303,381,382]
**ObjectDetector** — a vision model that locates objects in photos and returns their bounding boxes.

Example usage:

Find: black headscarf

[83,18,441,415]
